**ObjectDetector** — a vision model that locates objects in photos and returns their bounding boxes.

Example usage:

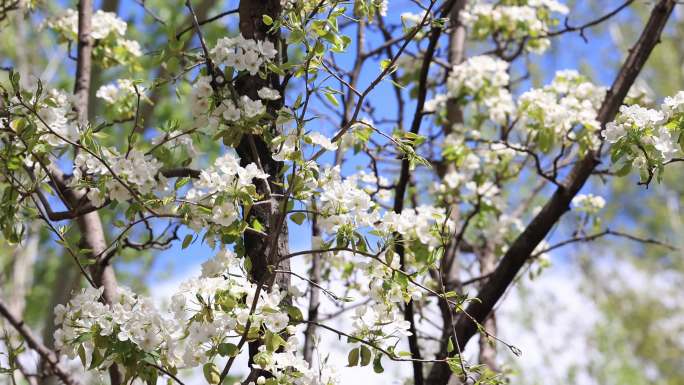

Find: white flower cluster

[518,70,606,150]
[210,34,278,75]
[45,9,123,39]
[571,193,606,214]
[185,152,268,229]
[380,206,452,248]
[604,92,684,172]
[400,10,430,29]
[461,0,569,54]
[257,86,281,101]
[54,286,172,357]
[109,149,163,199]
[661,91,684,119]
[188,33,282,133]
[480,213,524,247]
[151,130,197,157]
[36,89,79,147]
[307,131,337,151]
[625,81,653,105]
[95,79,136,104]
[270,126,337,165]
[439,133,520,209]
[54,250,339,384]
[72,149,163,203]
[189,76,270,131]
[348,169,392,203]
[314,167,450,249]
[317,166,378,234]
[447,55,510,100]
[45,9,142,61]
[351,303,412,340]
[376,0,388,17]
[446,55,515,124]
[603,104,663,144]
[483,89,516,125]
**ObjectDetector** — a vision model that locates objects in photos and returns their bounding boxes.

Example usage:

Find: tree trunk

[235,0,290,379]
[71,1,122,383]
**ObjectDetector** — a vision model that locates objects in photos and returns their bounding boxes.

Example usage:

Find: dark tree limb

[175,8,238,40]
[427,1,678,383]
[390,2,458,384]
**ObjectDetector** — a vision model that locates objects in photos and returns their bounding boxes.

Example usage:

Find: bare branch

[0,300,82,385]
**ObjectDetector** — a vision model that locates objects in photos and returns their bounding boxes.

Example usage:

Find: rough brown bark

[5,222,38,317]
[389,3,460,384]
[87,0,119,121]
[235,0,288,291]
[235,0,290,380]
[71,1,122,384]
[427,1,677,383]
[72,0,120,305]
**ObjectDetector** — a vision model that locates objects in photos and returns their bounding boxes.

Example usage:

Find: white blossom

[308,132,338,151]
[447,55,510,99]
[572,194,606,214]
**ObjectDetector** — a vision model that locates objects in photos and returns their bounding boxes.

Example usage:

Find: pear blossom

[447,55,510,100]
[572,194,606,214]
[258,87,281,100]
[308,132,338,151]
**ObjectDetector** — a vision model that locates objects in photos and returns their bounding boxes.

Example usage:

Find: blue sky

[133,0,640,284]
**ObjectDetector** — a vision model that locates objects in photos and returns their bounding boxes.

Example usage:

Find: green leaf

[360,345,372,366]
[347,347,360,367]
[77,344,87,368]
[265,332,286,352]
[251,218,264,232]
[290,212,306,225]
[89,348,104,370]
[447,337,454,353]
[285,305,304,322]
[267,62,286,76]
[9,70,20,92]
[218,343,239,357]
[203,363,220,384]
[182,234,193,249]
[615,162,632,177]
[145,369,158,385]
[288,29,305,44]
[175,177,190,190]
[373,353,384,373]
[324,91,340,107]
[446,357,465,376]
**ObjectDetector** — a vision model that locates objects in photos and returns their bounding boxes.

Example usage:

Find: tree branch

[0,300,82,385]
[427,1,678,383]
